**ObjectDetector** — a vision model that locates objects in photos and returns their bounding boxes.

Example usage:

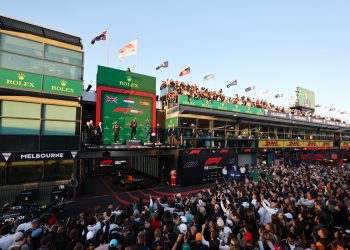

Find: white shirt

[262,200,278,224]
[16,221,32,232]
[0,234,14,250]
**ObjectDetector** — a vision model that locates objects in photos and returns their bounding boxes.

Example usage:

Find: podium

[126,140,141,147]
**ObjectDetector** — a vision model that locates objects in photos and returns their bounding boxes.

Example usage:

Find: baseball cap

[179,223,187,234]
[195,233,203,241]
[110,239,118,247]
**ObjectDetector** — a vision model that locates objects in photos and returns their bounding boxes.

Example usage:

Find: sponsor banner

[181,152,237,186]
[97,66,156,94]
[258,140,284,148]
[283,140,303,148]
[266,110,290,119]
[310,118,324,124]
[0,68,42,91]
[2,151,75,162]
[291,115,309,122]
[325,120,337,126]
[318,141,333,148]
[43,76,82,96]
[178,95,264,116]
[340,141,350,149]
[304,141,318,148]
[228,170,242,180]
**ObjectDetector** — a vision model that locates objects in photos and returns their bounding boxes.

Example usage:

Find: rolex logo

[17,73,25,81]
[127,76,132,82]
[60,80,67,87]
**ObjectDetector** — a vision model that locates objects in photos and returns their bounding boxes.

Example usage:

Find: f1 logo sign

[204,157,222,166]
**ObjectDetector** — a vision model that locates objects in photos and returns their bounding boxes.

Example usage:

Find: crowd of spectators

[1,162,349,250]
[160,80,347,124]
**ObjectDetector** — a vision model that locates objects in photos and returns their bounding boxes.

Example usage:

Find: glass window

[0,118,40,134]
[213,120,226,130]
[1,101,40,118]
[43,61,82,80]
[0,34,43,58]
[0,51,42,74]
[45,160,73,181]
[7,163,43,184]
[45,45,83,66]
[42,120,76,135]
[43,105,76,121]
[197,119,210,129]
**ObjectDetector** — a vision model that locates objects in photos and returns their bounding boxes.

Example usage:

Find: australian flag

[91,31,107,45]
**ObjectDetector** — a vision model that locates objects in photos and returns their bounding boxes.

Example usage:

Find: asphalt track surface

[62,176,215,217]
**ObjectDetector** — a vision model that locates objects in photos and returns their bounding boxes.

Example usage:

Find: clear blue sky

[2,0,349,121]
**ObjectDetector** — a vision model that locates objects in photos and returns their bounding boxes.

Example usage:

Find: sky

[1,0,350,121]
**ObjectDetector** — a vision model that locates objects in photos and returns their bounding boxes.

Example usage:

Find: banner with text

[97,66,156,94]
[178,95,265,116]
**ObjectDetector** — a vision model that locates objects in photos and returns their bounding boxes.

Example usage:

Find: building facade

[0,16,83,204]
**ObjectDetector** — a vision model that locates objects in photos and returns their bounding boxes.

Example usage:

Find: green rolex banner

[43,76,82,96]
[0,68,42,91]
[178,95,264,116]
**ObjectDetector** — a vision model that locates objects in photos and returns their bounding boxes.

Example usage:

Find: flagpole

[136,37,139,72]
[106,28,109,66]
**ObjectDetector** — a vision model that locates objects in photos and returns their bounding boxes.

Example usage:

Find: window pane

[43,61,82,80]
[45,160,73,181]
[2,101,40,118]
[0,118,40,134]
[43,105,76,121]
[42,120,76,135]
[45,45,83,65]
[0,51,42,74]
[0,34,43,58]
[7,164,43,184]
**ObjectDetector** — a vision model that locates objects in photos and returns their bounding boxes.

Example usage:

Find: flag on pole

[262,89,269,95]
[118,39,138,60]
[179,67,190,76]
[204,74,215,81]
[226,80,237,88]
[91,31,108,45]
[274,93,283,98]
[245,85,255,92]
[156,61,168,70]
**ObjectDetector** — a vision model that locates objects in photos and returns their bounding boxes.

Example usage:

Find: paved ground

[62,176,215,217]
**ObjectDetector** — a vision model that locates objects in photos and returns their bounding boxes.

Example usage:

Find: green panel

[178,95,264,116]
[97,65,156,94]
[0,51,43,74]
[100,91,153,144]
[42,121,76,135]
[43,76,82,96]
[0,118,40,134]
[0,33,44,58]
[165,117,178,128]
[2,100,41,118]
[45,44,83,66]
[43,105,76,120]
[0,68,42,91]
[297,87,315,109]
